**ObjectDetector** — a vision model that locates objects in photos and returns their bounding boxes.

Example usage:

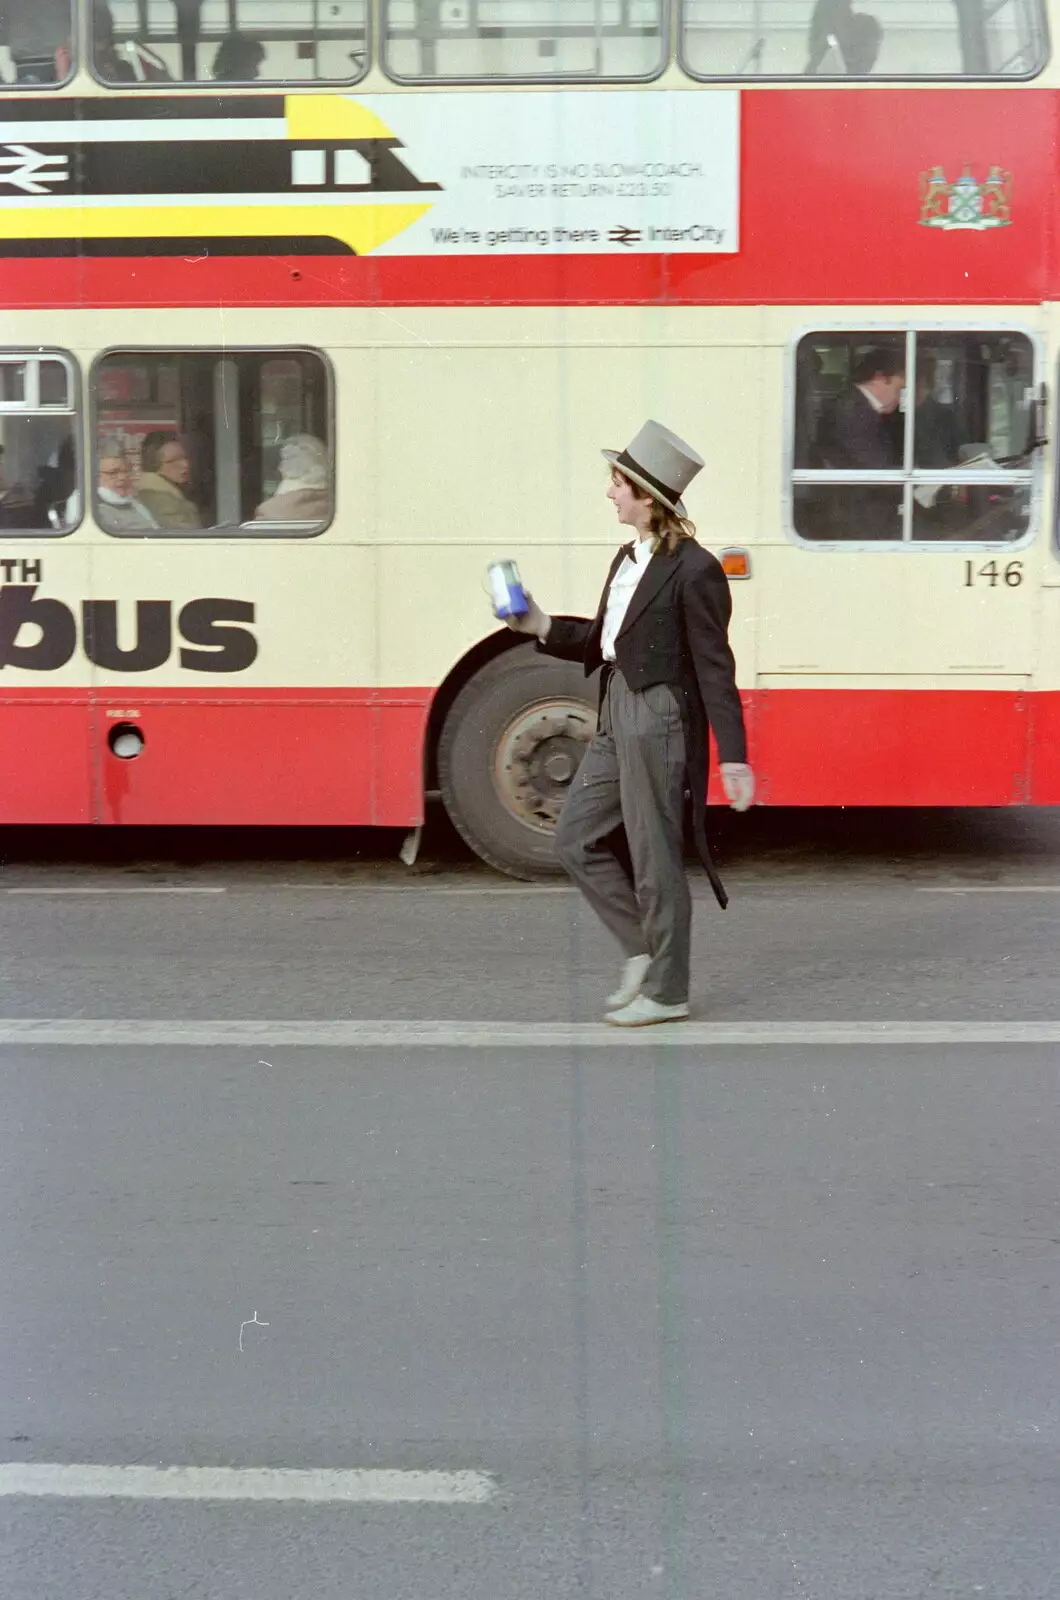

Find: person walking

[503,420,754,1027]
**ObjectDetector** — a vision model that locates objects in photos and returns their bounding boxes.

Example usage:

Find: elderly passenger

[95,440,158,532]
[254,435,330,522]
[137,432,201,530]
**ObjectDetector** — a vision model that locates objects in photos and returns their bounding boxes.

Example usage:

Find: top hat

[602,419,704,518]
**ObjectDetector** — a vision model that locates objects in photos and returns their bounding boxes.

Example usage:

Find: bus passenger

[500,421,754,1028]
[0,0,71,82]
[0,444,28,526]
[843,12,882,74]
[804,0,882,75]
[914,358,963,469]
[95,441,159,532]
[33,430,76,529]
[825,347,905,470]
[136,433,202,530]
[816,348,905,539]
[804,0,853,72]
[211,32,265,80]
[0,441,48,527]
[93,2,135,81]
[254,435,330,522]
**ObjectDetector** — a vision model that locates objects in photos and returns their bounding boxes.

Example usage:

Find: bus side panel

[752,688,1030,806]
[0,699,95,823]
[1,89,1046,315]
[92,693,430,827]
[1028,692,1060,804]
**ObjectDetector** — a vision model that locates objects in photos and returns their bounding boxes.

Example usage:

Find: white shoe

[606,953,652,1010]
[605,996,690,1028]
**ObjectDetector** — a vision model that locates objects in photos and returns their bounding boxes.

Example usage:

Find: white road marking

[917,885,1060,894]
[239,884,575,895]
[5,879,1057,899]
[2,884,570,896]
[0,1019,1055,1048]
[0,1464,494,1504]
[5,887,226,896]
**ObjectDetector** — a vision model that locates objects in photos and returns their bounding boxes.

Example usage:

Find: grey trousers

[554,669,691,1006]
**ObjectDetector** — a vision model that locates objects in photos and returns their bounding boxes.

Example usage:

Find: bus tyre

[438,646,597,880]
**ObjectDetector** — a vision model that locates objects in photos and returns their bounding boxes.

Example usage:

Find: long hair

[614,469,696,555]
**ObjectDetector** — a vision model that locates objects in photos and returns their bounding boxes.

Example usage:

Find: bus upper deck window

[92,0,368,87]
[0,0,75,88]
[680,0,1047,80]
[384,0,667,82]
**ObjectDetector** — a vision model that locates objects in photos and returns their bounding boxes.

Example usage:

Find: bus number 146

[963,560,1023,588]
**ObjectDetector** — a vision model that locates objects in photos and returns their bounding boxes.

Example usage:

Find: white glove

[720,762,755,812]
[503,591,551,640]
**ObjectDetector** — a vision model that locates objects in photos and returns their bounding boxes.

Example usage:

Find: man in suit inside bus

[820,346,905,539]
[826,347,905,470]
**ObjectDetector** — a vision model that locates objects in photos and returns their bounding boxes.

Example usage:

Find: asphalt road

[2,808,1059,1599]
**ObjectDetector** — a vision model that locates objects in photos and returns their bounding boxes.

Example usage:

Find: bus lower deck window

[0,355,79,534]
[790,330,1037,547]
[92,350,333,537]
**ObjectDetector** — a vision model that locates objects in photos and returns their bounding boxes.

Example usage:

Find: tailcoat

[538,538,746,907]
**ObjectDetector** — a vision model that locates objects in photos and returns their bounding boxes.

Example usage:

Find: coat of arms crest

[919,166,1013,230]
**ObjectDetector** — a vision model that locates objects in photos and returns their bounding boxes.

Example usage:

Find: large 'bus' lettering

[0,587,257,673]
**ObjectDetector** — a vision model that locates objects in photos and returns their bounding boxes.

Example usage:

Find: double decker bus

[0,0,1056,875]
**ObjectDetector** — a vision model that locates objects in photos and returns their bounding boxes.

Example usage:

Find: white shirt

[856,383,885,414]
[600,536,654,661]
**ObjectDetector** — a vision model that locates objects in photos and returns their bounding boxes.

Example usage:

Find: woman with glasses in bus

[503,420,753,1028]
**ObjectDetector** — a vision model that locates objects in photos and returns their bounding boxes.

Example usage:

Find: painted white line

[2,884,569,897]
[361,885,574,895]
[5,887,227,896]
[244,884,576,896]
[0,1019,1056,1048]
[917,885,1060,894]
[0,1464,494,1504]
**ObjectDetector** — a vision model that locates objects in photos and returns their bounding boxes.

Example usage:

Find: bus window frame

[381,0,671,86]
[677,0,1050,83]
[0,8,76,92]
[89,344,335,539]
[783,320,1043,554]
[0,348,82,539]
[85,4,371,90]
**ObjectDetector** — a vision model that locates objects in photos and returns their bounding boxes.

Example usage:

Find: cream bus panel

[758,545,1037,675]
[358,339,762,555]
[0,304,1047,695]
[87,543,379,688]
[0,544,379,689]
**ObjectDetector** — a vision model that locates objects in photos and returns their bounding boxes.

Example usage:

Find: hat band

[614,449,681,509]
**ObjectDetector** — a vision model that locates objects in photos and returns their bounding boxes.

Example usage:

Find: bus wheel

[438,647,596,879]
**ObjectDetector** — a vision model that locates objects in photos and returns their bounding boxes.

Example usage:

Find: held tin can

[487,560,530,619]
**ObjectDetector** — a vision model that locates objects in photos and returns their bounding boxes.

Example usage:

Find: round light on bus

[108,725,145,760]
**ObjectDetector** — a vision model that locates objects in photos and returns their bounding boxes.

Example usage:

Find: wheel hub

[493,698,594,833]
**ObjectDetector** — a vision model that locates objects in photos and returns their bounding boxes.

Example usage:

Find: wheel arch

[423,618,591,790]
